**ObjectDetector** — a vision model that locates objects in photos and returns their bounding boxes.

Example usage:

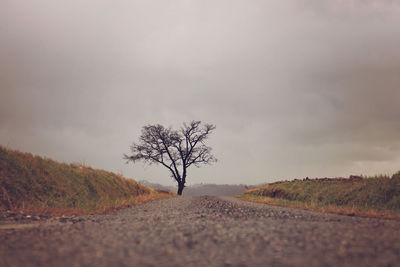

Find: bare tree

[124,121,217,195]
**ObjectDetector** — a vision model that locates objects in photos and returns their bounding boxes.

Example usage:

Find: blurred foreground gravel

[1,196,399,266]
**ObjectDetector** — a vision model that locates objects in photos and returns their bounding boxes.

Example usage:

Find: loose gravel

[1,196,399,267]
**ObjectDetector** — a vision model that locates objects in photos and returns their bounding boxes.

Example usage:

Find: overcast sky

[1,0,400,186]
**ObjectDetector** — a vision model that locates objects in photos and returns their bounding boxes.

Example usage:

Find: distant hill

[183,184,248,196]
[139,180,261,196]
[139,180,176,193]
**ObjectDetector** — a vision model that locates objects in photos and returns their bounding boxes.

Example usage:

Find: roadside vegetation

[239,173,400,219]
[0,146,173,215]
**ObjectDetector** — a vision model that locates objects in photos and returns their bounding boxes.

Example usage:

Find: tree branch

[124,121,217,195]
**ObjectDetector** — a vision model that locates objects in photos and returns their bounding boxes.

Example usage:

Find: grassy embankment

[239,174,400,219]
[0,146,173,215]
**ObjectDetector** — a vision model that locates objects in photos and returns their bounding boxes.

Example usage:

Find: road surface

[1,196,399,266]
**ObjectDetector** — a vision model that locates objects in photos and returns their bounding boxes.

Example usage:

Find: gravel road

[1,196,399,267]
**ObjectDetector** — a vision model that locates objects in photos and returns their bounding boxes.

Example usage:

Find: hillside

[0,146,172,215]
[240,174,400,218]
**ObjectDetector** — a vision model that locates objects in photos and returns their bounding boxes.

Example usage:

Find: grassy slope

[239,174,400,218]
[0,146,172,215]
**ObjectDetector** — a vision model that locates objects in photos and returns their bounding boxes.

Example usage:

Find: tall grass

[0,146,171,215]
[242,173,400,218]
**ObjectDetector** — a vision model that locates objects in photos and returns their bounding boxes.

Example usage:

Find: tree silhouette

[124,121,217,195]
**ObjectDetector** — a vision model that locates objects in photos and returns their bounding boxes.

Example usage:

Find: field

[239,174,400,218]
[0,146,173,215]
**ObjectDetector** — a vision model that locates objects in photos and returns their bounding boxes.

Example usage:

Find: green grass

[0,146,172,215]
[241,174,400,218]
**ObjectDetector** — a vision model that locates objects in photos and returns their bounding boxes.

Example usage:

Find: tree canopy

[124,121,217,195]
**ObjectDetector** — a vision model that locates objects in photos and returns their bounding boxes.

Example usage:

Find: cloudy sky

[1,0,400,186]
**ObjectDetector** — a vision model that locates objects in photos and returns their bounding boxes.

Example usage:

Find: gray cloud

[1,0,399,185]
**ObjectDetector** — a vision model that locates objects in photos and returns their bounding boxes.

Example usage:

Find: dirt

[1,196,399,266]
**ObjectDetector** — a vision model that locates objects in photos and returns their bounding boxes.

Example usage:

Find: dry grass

[237,194,398,220]
[5,192,175,216]
[0,146,174,215]
[239,173,400,219]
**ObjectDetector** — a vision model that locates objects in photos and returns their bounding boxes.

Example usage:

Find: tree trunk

[177,183,184,195]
